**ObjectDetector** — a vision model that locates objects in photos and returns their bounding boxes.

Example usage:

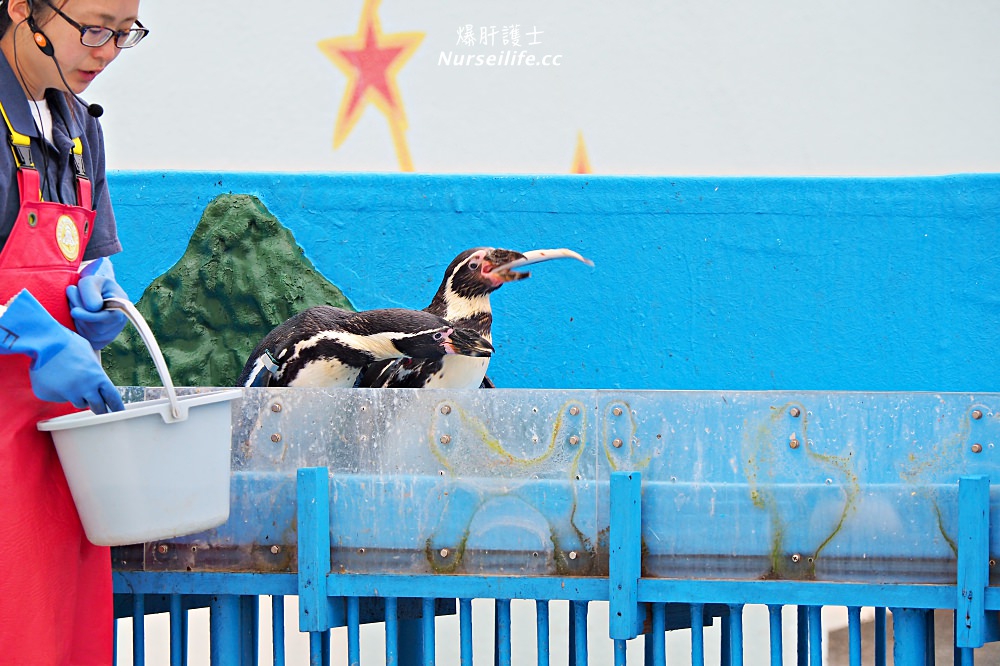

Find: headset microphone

[26,15,104,118]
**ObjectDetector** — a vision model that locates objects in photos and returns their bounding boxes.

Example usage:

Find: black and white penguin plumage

[237,305,494,388]
[356,247,592,389]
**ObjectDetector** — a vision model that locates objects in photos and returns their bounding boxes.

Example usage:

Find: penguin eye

[433,331,445,341]
[468,261,480,271]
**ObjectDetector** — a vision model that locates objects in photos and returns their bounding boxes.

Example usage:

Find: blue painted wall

[107,172,1000,391]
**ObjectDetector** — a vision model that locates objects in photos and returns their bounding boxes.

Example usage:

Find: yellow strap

[0,98,32,168]
[0,99,86,204]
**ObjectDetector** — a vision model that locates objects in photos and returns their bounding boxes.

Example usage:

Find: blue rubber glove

[0,289,125,414]
[66,257,129,350]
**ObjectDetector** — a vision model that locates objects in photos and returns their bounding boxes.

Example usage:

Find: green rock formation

[104,193,353,387]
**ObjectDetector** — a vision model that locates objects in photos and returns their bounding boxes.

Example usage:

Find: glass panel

[111,388,1000,583]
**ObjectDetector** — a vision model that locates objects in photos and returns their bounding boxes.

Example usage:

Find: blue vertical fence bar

[536,600,550,666]
[874,607,887,666]
[690,603,705,666]
[297,467,333,631]
[308,630,329,666]
[496,599,512,666]
[847,606,862,666]
[347,596,360,666]
[808,606,822,666]
[169,594,184,666]
[647,603,665,666]
[459,598,472,665]
[728,604,745,666]
[571,601,589,666]
[957,475,990,649]
[613,638,627,666]
[768,605,783,666]
[796,606,808,666]
[272,596,285,666]
[721,608,731,665]
[132,593,145,666]
[955,626,973,666]
[890,608,929,666]
[241,596,259,666]
[923,610,935,662]
[209,595,242,666]
[399,615,423,666]
[385,597,399,666]
[297,466,333,666]
[422,597,436,666]
[609,471,642,641]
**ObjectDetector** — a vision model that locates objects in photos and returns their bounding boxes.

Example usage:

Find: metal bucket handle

[103,297,183,421]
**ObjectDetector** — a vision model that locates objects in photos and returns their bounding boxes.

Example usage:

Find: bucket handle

[103,297,184,422]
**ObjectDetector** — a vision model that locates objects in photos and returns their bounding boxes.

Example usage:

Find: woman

[0,0,147,662]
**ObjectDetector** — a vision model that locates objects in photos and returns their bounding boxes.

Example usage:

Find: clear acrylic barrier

[111,388,1000,584]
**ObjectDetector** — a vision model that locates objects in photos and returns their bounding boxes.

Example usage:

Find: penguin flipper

[480,375,496,389]
[245,366,273,387]
[238,349,280,387]
[356,359,395,388]
[357,357,436,388]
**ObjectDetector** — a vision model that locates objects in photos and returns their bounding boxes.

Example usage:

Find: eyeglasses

[42,0,148,49]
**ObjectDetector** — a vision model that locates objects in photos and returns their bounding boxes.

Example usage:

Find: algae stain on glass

[744,401,860,579]
[424,399,593,573]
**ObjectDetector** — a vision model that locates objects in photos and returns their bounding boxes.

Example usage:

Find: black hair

[0,1,52,38]
[0,1,12,37]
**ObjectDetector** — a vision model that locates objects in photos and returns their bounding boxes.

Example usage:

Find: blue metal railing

[114,472,998,665]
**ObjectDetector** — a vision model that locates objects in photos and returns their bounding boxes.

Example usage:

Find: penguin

[355,247,593,389]
[237,305,494,388]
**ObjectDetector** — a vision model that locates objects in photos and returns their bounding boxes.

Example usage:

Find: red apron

[0,125,113,664]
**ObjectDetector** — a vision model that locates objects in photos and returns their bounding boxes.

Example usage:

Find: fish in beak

[486,248,594,283]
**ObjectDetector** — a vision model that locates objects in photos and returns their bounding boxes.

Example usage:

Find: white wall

[87,0,1000,175]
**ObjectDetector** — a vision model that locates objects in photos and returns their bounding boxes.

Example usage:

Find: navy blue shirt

[0,52,119,260]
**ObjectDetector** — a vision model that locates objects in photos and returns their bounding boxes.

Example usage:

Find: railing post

[807,606,822,666]
[847,606,862,666]
[767,605,783,666]
[239,596,259,666]
[297,466,336,665]
[890,608,929,666]
[398,608,427,666]
[609,470,642,641]
[570,601,589,666]
[209,595,242,666]
[956,475,990,649]
[132,593,145,666]
[272,596,286,666]
[796,606,808,666]
[169,594,185,666]
[724,604,745,666]
[690,603,705,666]
[874,608,887,666]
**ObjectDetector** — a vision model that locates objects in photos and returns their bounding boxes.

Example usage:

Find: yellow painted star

[318,0,424,171]
[571,131,592,174]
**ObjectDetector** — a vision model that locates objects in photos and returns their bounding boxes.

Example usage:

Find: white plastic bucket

[38,389,241,546]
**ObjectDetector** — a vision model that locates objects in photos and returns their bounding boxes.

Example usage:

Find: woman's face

[11,0,141,98]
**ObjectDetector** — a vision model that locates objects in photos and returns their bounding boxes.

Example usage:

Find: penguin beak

[443,328,494,357]
[480,249,531,284]
[488,248,594,280]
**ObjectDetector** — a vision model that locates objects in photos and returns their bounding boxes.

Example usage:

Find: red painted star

[318,0,424,170]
